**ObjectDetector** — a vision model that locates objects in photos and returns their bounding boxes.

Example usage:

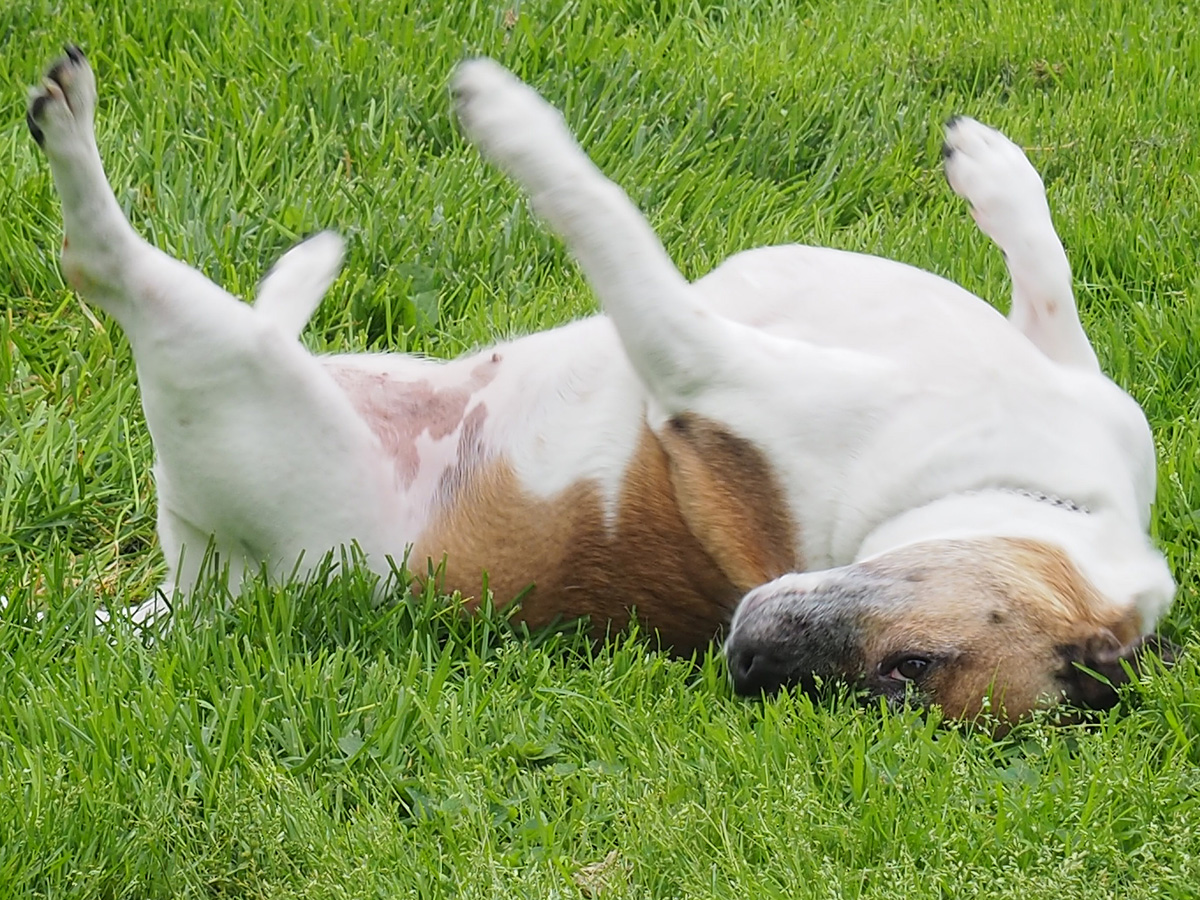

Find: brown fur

[412,420,797,655]
[660,414,798,591]
[857,537,1141,720]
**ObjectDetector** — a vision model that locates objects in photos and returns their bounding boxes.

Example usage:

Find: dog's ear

[1061,631,1179,709]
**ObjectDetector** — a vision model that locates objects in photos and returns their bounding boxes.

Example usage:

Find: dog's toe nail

[65,44,85,63]
[941,141,955,160]
[47,60,70,88]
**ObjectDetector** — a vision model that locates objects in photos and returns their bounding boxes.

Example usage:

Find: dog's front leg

[451,60,782,414]
[28,49,396,610]
[942,117,1099,371]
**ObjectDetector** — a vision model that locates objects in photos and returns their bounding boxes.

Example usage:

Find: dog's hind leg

[942,117,1099,371]
[26,49,342,369]
[27,48,249,347]
[28,48,393,606]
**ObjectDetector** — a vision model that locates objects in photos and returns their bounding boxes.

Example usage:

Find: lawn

[2,0,1200,897]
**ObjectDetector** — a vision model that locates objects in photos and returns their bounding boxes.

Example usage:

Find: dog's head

[724,537,1176,724]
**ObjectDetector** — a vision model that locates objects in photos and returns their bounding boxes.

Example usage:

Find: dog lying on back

[26,46,1175,724]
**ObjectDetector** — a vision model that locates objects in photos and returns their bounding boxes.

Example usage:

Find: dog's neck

[854,487,1173,631]
[978,486,1090,515]
[856,487,1094,562]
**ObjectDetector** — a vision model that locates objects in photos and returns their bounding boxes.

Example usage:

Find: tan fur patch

[660,414,798,591]
[413,421,797,655]
[859,537,1141,720]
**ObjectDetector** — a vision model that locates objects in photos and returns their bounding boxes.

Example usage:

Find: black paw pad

[27,95,48,145]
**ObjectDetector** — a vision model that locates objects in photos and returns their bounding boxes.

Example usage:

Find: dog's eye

[883,656,931,683]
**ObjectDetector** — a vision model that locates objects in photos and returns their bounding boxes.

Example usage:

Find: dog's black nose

[728,644,789,696]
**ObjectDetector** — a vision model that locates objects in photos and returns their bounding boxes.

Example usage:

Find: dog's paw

[27,44,97,150]
[452,58,585,193]
[942,116,1052,245]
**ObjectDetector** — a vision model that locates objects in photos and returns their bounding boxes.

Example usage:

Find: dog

[26,47,1175,724]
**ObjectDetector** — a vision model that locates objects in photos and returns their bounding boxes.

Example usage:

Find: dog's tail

[255,231,345,338]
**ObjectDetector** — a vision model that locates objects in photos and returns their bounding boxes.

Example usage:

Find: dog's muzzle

[725,578,866,697]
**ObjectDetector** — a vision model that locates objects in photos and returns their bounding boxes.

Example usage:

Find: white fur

[29,53,1173,633]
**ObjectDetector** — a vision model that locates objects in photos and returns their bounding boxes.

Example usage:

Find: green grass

[3,0,1200,896]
